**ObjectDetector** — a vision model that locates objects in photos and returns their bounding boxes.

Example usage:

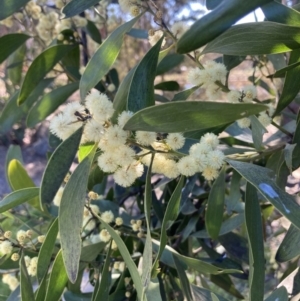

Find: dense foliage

[0,0,300,300]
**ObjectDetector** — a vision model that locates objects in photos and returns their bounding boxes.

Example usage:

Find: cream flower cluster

[148,30,166,47]
[24,256,38,276]
[2,274,19,291]
[50,90,226,185]
[187,60,227,100]
[170,21,189,39]
[119,0,142,17]
[227,86,273,129]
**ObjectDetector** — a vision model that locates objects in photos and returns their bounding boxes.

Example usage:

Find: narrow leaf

[80,16,139,101]
[40,127,83,208]
[18,44,76,105]
[152,176,184,275]
[0,188,39,213]
[152,239,241,275]
[26,82,79,128]
[245,183,265,301]
[37,218,59,282]
[20,254,35,301]
[192,214,244,238]
[276,224,300,262]
[112,65,137,120]
[264,286,288,301]
[284,143,296,173]
[59,144,96,283]
[227,159,300,230]
[203,22,300,56]
[173,255,194,301]
[93,245,112,301]
[7,159,40,210]
[142,156,154,295]
[154,81,180,91]
[0,0,31,20]
[262,1,300,26]
[127,36,163,112]
[156,53,184,75]
[172,86,198,101]
[62,0,101,19]
[177,0,273,54]
[44,250,68,301]
[268,61,300,78]
[94,216,143,299]
[250,115,267,150]
[85,20,102,44]
[5,144,23,185]
[275,49,300,115]
[124,101,267,133]
[0,78,54,133]
[206,167,225,239]
[0,33,30,64]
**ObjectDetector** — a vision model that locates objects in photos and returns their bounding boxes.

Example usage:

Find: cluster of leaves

[1,0,300,300]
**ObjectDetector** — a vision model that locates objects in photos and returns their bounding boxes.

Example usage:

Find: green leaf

[152,239,241,275]
[7,159,40,210]
[275,49,300,115]
[0,78,54,133]
[191,284,229,301]
[176,0,273,54]
[152,176,184,275]
[18,44,76,105]
[268,61,300,78]
[192,214,244,238]
[276,224,300,262]
[59,145,96,283]
[92,245,112,301]
[40,127,83,208]
[127,36,163,112]
[250,115,267,150]
[7,44,26,85]
[127,28,148,39]
[154,81,180,91]
[206,0,223,10]
[124,102,267,133]
[45,249,69,301]
[156,53,184,75]
[26,82,79,127]
[172,86,198,101]
[35,274,48,301]
[20,254,35,301]
[80,16,139,101]
[206,167,226,239]
[261,1,300,26]
[284,143,296,173]
[203,22,300,56]
[223,55,245,71]
[112,65,137,120]
[173,255,194,301]
[142,156,154,298]
[0,0,31,20]
[37,218,59,282]
[78,143,95,162]
[145,279,163,301]
[62,0,101,19]
[226,171,243,213]
[245,183,265,301]
[264,286,288,301]
[226,159,300,230]
[210,274,243,299]
[94,217,143,300]
[85,20,102,44]
[0,188,39,213]
[5,144,23,185]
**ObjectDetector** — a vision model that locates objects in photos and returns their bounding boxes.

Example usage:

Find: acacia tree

[0,0,300,300]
